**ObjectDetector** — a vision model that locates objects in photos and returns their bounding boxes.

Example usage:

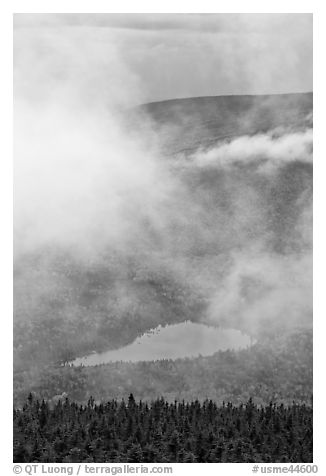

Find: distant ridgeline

[14,394,312,463]
[130,93,313,156]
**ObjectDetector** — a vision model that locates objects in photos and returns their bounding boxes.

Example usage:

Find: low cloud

[187,129,312,169]
[205,251,312,334]
[14,16,313,343]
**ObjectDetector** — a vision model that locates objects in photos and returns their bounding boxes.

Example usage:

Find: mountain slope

[131,93,312,155]
[14,94,313,407]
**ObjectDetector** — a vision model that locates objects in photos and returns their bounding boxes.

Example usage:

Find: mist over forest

[13,16,312,410]
[14,91,312,366]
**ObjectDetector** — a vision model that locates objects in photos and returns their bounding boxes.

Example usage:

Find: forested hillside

[14,93,313,422]
[14,93,313,375]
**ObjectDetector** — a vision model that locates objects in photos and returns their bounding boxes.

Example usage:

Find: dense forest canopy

[14,394,313,463]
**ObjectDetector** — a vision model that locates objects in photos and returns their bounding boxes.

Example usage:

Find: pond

[70,321,252,366]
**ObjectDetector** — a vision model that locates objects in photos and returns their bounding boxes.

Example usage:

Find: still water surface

[71,321,251,366]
